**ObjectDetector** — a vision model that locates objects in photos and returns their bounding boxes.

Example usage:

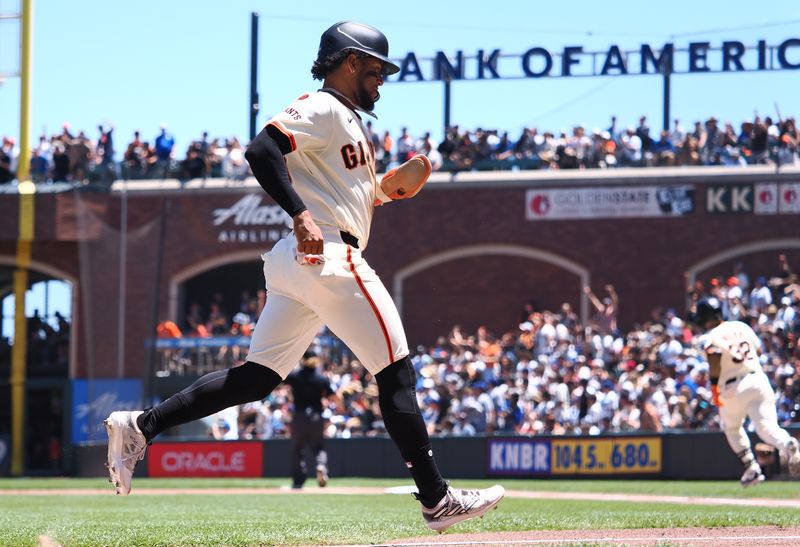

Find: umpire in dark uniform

[285,351,333,488]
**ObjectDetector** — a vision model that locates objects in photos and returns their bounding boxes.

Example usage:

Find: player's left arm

[374,154,432,206]
[706,347,723,407]
[245,126,307,218]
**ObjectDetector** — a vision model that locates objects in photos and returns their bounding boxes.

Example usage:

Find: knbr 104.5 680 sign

[488,437,661,476]
[551,437,660,475]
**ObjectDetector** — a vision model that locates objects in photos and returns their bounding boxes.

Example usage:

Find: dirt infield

[381,526,800,546]
[10,487,800,546]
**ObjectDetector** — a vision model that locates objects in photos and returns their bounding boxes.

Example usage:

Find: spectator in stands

[718,122,745,166]
[197,131,211,176]
[154,124,175,178]
[636,115,653,161]
[619,127,642,166]
[157,319,182,339]
[584,284,619,335]
[67,131,94,183]
[677,133,701,166]
[181,142,206,180]
[206,138,226,176]
[29,135,52,183]
[418,132,443,171]
[209,404,239,440]
[96,124,117,184]
[0,137,18,183]
[777,118,798,166]
[750,116,770,164]
[651,130,676,166]
[381,130,393,171]
[122,131,146,179]
[396,126,415,163]
[50,140,70,182]
[750,276,773,316]
[670,118,686,147]
[222,137,248,180]
[607,116,620,142]
[205,301,228,336]
[702,118,722,164]
[29,148,49,183]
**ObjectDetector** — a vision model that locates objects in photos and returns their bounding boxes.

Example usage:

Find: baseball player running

[104,21,503,532]
[694,296,800,486]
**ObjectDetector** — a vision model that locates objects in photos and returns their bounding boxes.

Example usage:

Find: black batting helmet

[692,296,723,326]
[316,21,400,75]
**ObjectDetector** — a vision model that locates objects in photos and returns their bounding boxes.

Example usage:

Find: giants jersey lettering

[701,321,762,384]
[267,91,377,248]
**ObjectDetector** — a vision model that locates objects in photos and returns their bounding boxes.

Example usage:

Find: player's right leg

[314,253,504,531]
[106,291,320,495]
[748,374,800,476]
[719,393,764,487]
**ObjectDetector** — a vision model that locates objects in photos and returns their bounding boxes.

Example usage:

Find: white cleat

[104,410,147,496]
[418,485,505,533]
[740,463,765,488]
[785,438,800,477]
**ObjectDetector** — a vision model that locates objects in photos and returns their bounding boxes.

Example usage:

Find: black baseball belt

[724,370,756,386]
[340,231,359,248]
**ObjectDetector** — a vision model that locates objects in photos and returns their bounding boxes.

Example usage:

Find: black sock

[375,358,449,508]
[136,361,281,441]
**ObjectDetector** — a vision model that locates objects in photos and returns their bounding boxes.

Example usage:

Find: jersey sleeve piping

[266,120,297,154]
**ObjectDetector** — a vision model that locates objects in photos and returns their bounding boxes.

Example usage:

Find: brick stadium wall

[1,165,798,379]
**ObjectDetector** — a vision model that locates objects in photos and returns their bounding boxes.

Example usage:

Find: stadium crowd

[1,112,798,186]
[157,254,800,441]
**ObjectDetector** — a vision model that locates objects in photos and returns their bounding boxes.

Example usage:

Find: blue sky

[1,0,799,157]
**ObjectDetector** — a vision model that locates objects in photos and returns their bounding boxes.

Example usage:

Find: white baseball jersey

[246,89,409,377]
[266,89,378,249]
[700,320,761,386]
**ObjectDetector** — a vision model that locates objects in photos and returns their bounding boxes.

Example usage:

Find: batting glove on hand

[711,385,723,407]
[374,154,432,206]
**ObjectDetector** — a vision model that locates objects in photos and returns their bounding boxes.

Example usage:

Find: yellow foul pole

[11,0,35,477]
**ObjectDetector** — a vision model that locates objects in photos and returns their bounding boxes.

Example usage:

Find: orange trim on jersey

[268,120,297,152]
[347,246,393,364]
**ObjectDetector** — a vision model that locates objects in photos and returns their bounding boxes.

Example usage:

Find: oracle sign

[148,442,263,477]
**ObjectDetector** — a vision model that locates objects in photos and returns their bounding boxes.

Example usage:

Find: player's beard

[356,85,379,112]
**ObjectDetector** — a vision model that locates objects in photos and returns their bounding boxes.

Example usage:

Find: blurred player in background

[693,296,800,487]
[286,352,332,489]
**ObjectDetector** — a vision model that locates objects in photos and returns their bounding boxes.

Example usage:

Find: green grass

[1,478,799,546]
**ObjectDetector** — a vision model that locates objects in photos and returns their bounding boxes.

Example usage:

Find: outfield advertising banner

[488,436,662,476]
[710,182,800,214]
[148,442,263,477]
[525,186,694,220]
[71,379,142,444]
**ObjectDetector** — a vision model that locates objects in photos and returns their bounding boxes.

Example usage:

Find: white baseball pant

[719,370,793,455]
[246,227,409,377]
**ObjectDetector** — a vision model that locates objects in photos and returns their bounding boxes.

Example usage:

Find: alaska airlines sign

[212,195,292,244]
[392,38,800,81]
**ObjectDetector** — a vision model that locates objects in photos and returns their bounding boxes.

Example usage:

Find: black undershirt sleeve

[244,125,307,217]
